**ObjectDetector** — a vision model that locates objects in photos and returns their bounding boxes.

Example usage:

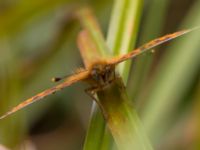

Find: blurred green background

[0,0,199,149]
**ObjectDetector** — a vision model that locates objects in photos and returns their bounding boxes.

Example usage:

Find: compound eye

[105,65,111,71]
[105,65,112,75]
[91,69,100,81]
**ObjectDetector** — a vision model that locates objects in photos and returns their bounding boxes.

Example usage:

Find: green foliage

[0,0,199,149]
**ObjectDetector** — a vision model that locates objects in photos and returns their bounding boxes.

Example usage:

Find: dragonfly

[0,27,198,120]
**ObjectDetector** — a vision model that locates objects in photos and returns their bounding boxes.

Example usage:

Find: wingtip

[0,112,12,120]
[0,114,7,120]
[185,26,200,33]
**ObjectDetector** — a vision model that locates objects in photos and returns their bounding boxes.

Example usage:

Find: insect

[0,27,197,120]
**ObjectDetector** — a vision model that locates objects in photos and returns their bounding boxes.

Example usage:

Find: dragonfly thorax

[90,63,115,86]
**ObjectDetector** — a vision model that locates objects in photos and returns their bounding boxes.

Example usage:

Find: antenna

[51,68,87,82]
[51,76,68,82]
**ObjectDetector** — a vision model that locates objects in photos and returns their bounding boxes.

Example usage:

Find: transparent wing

[108,27,199,64]
[0,70,89,120]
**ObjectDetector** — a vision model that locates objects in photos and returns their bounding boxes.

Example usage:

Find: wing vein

[108,27,199,64]
[0,70,89,119]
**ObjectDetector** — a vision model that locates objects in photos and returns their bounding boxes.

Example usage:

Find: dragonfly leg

[85,86,100,102]
[85,86,105,108]
[85,86,109,120]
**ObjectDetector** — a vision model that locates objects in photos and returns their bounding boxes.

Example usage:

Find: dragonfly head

[90,63,115,86]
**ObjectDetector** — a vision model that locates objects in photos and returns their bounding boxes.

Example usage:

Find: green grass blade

[127,0,170,102]
[83,104,106,149]
[107,0,143,82]
[76,8,110,58]
[97,78,153,150]
[105,0,153,148]
[141,0,200,143]
[76,9,110,150]
[77,4,153,150]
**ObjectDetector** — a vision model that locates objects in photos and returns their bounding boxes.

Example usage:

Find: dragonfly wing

[0,70,89,120]
[109,27,199,64]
